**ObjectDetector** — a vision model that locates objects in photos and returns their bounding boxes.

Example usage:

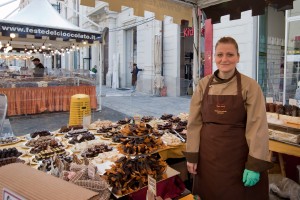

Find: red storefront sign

[183,27,194,37]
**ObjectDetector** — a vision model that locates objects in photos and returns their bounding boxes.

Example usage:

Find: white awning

[0,0,101,51]
[7,0,97,33]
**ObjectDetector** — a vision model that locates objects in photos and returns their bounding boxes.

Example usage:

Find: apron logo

[214,104,227,114]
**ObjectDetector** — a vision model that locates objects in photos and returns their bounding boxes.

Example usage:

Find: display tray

[268,122,300,134]
[111,166,179,199]
[0,138,21,146]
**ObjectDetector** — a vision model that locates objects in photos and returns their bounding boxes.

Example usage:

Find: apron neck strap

[203,70,242,98]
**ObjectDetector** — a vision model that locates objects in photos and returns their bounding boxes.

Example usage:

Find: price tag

[289,98,298,106]
[82,115,91,128]
[148,175,157,196]
[266,97,273,103]
[134,115,141,125]
[3,188,26,200]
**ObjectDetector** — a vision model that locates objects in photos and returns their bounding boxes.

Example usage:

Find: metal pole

[0,0,16,7]
[4,7,19,19]
[198,7,202,79]
[283,10,289,104]
[192,7,199,88]
[97,43,103,111]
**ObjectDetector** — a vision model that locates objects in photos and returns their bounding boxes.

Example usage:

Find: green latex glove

[242,169,260,187]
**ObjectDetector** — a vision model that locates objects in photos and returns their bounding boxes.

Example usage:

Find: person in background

[91,65,97,79]
[184,36,273,200]
[91,65,98,74]
[32,58,45,77]
[131,63,143,92]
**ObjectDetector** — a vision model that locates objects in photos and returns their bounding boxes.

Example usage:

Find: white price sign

[148,175,157,196]
[3,188,26,200]
[266,97,274,103]
[289,98,298,106]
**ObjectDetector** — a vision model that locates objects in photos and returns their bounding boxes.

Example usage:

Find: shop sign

[0,22,101,42]
[183,27,194,37]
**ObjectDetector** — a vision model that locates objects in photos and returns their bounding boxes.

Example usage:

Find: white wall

[136,12,158,94]
[76,4,182,96]
[213,11,257,79]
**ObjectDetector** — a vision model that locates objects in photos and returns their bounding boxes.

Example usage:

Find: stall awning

[199,0,295,23]
[0,0,101,48]
[80,0,194,25]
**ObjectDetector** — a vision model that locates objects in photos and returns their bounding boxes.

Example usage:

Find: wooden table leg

[268,151,273,162]
[278,153,286,177]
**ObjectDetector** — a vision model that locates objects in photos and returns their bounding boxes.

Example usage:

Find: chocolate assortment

[35,146,66,160]
[68,132,95,144]
[160,114,173,120]
[141,116,153,122]
[0,157,25,167]
[38,155,73,171]
[30,138,62,154]
[119,123,152,137]
[117,118,132,125]
[81,144,113,158]
[0,113,190,198]
[30,130,52,138]
[117,135,164,155]
[65,128,89,138]
[0,147,22,158]
[26,135,53,147]
[59,125,83,133]
[0,148,23,167]
[266,103,300,117]
[104,154,167,195]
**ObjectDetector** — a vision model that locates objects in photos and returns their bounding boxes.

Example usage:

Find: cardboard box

[0,163,100,200]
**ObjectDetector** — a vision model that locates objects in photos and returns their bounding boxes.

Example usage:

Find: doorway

[180,21,194,96]
[125,27,137,88]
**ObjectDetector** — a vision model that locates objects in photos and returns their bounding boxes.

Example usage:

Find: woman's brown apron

[193,72,269,200]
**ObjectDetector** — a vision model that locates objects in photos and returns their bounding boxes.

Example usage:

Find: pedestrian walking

[131,63,143,92]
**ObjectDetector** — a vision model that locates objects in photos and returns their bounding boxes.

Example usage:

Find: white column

[106,15,117,87]
[69,51,74,71]
[61,53,66,69]
[54,55,57,68]
[91,44,100,69]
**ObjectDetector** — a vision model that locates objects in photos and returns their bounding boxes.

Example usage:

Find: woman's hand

[187,162,197,174]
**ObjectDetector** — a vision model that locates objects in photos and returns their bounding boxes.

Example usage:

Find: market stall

[1,111,300,199]
[0,0,102,116]
[0,113,190,199]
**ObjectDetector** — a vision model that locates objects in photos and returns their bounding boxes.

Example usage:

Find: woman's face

[215,43,239,74]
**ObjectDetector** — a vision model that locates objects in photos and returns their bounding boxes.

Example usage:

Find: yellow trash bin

[69,94,91,126]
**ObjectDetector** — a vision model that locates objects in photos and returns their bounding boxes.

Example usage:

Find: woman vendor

[184,36,273,200]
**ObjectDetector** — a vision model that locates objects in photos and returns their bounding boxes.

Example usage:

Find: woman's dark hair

[215,37,239,55]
